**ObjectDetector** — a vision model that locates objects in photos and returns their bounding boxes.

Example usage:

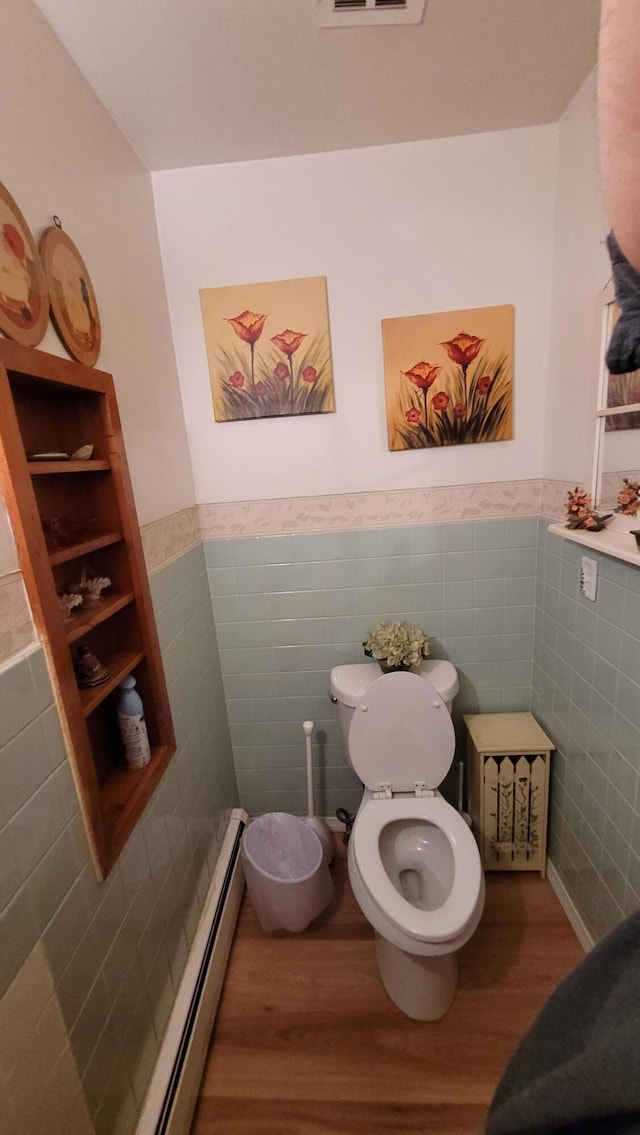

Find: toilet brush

[302,721,334,866]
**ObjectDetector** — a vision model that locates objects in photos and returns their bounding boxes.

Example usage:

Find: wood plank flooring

[192,840,585,1135]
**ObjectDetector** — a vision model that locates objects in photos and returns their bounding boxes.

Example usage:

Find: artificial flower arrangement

[363,620,430,671]
[564,487,612,532]
[615,478,640,517]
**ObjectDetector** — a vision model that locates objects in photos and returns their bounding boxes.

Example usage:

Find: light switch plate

[580,556,598,601]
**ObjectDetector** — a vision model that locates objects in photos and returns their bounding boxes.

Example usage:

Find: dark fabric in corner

[485,910,640,1135]
[606,232,640,375]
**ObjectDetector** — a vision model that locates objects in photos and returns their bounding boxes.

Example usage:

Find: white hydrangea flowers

[363,620,430,669]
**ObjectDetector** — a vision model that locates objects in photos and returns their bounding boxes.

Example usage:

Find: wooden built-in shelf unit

[0,340,175,880]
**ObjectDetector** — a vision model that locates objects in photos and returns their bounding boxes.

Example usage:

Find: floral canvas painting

[382,304,514,450]
[200,276,335,422]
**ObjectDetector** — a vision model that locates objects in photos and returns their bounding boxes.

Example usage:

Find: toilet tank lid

[330,658,458,708]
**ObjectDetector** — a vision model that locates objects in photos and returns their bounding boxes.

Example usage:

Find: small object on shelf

[615,478,640,517]
[27,451,69,461]
[74,643,110,689]
[631,530,640,550]
[42,515,96,550]
[71,443,94,460]
[58,591,83,622]
[71,564,111,607]
[117,675,151,770]
[564,486,612,532]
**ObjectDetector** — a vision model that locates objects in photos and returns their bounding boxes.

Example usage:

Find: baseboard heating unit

[137,808,248,1135]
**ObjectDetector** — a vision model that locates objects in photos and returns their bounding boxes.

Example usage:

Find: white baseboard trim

[546,858,595,954]
[136,807,248,1135]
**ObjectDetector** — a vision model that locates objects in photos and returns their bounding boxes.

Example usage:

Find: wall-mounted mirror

[593,280,640,513]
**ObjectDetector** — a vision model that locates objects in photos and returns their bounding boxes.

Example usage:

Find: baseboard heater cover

[546,857,594,954]
[136,808,248,1135]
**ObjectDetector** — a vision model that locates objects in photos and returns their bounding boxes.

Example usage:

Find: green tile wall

[0,543,238,1135]
[533,521,640,942]
[206,518,538,818]
[207,514,640,944]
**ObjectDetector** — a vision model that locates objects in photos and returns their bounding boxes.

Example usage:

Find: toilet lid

[348,670,455,792]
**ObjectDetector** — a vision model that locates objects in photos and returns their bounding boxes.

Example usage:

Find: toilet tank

[330,659,459,748]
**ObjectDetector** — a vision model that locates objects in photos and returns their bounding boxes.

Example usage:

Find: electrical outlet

[580,556,598,602]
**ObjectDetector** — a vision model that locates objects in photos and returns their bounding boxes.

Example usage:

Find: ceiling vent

[315,0,427,28]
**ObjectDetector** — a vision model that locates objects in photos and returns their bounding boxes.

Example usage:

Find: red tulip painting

[382,304,514,450]
[224,310,267,390]
[200,276,335,422]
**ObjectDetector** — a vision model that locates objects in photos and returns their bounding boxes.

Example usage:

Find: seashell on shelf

[81,576,110,607]
[58,592,83,622]
[71,444,94,460]
[71,566,111,607]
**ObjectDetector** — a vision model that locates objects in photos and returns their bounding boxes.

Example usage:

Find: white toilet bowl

[348,792,485,1018]
[331,661,485,1020]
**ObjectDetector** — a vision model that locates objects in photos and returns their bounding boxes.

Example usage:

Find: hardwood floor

[192,840,585,1135]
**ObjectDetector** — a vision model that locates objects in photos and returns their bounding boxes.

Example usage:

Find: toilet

[330,659,485,1020]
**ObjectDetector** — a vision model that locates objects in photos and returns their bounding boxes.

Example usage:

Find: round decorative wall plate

[40,224,101,366]
[0,181,49,347]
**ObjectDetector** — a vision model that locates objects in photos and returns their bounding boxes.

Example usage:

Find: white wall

[544,70,610,486]
[153,125,558,505]
[0,0,195,577]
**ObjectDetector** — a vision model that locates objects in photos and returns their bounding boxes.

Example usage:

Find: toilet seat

[352,795,482,944]
[348,670,455,793]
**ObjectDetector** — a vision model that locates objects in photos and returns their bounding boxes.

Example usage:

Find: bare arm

[598,0,640,272]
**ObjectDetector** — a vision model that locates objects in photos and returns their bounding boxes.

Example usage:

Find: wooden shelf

[49,531,121,567]
[0,340,175,880]
[29,459,111,474]
[79,648,145,716]
[66,591,135,644]
[548,518,640,569]
[98,744,176,875]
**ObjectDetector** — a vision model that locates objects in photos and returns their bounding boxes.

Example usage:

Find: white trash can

[241,812,334,932]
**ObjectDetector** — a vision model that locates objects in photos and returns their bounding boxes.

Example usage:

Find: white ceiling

[34,0,600,172]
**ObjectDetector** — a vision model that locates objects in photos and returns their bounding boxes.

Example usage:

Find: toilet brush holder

[302,720,333,866]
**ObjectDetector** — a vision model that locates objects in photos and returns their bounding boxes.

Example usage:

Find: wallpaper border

[197,478,557,539]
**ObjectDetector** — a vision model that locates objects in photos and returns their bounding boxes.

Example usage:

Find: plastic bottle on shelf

[117,674,151,769]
